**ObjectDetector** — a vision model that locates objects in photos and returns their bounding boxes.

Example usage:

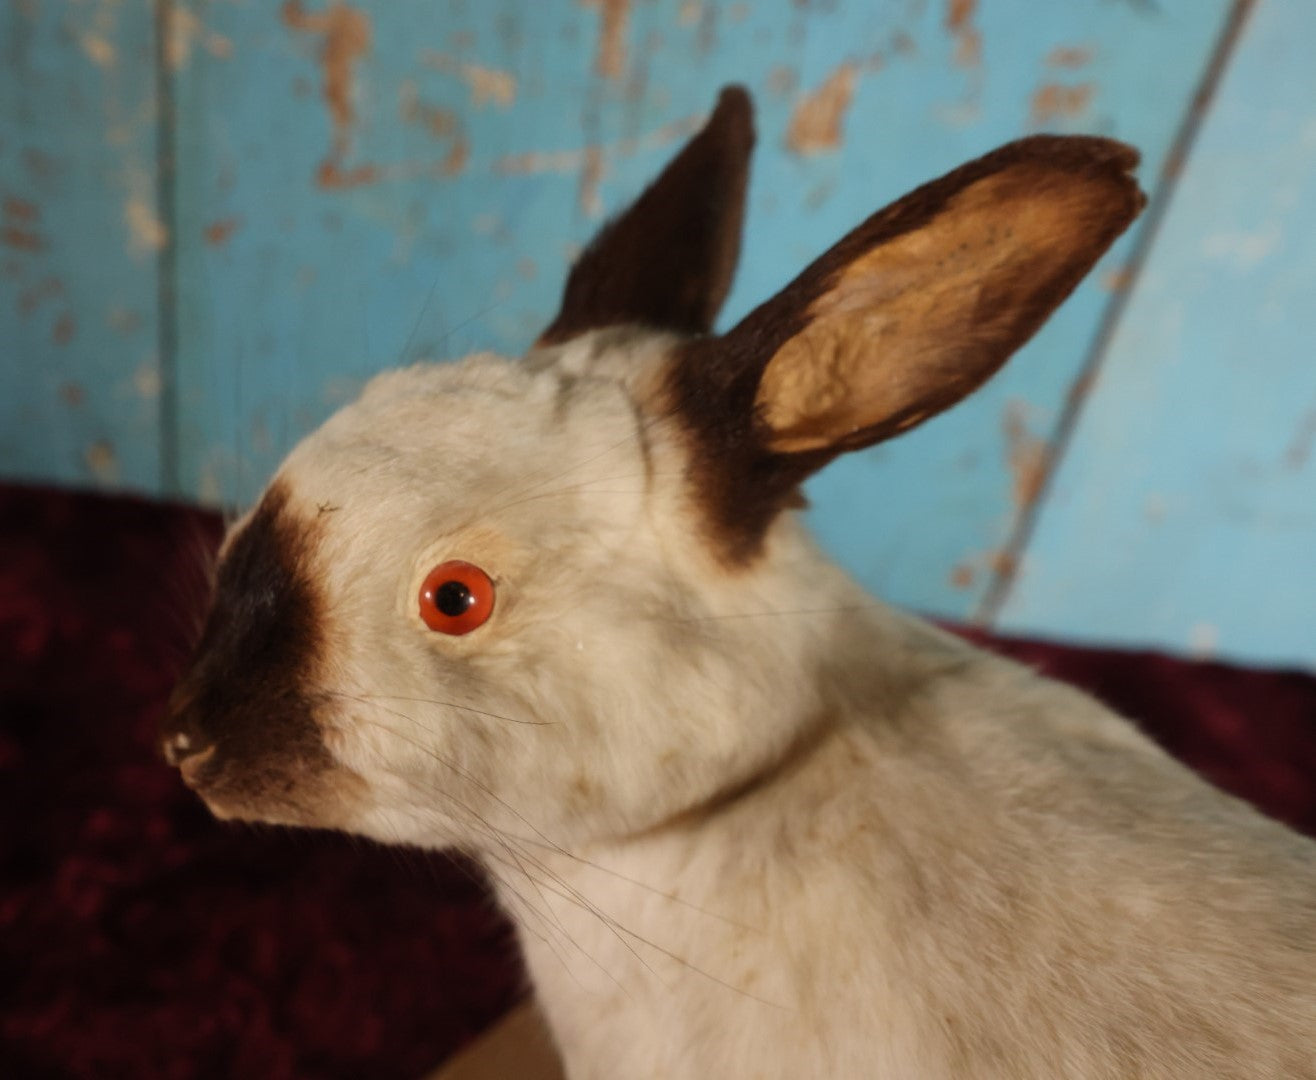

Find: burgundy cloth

[1,483,1314,1078]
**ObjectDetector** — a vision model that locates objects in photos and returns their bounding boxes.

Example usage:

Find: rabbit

[161,86,1316,1079]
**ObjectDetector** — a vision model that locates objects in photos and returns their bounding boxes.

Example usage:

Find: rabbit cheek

[162,482,365,828]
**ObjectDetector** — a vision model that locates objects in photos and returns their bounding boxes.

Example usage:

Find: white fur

[234,326,1316,1079]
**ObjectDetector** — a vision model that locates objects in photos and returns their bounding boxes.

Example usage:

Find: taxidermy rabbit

[162,87,1316,1079]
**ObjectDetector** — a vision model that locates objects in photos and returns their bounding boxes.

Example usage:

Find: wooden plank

[995,0,1316,670]
[169,0,1229,629]
[0,0,163,494]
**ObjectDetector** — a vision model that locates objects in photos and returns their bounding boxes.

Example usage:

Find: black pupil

[434,580,474,617]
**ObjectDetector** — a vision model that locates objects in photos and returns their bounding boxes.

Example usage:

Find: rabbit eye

[418,561,495,635]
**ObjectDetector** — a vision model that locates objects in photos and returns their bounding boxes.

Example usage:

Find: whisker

[349,714,567,859]
[361,741,764,1001]
[481,470,680,516]
[476,415,663,521]
[506,833,756,932]
[329,688,554,727]
[355,730,662,984]
[491,835,784,1010]
[366,762,627,994]
[482,847,636,1000]
[486,831,662,988]
[659,603,889,623]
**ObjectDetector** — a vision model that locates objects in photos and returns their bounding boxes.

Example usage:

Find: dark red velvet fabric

[0,486,522,1080]
[1,482,1313,1078]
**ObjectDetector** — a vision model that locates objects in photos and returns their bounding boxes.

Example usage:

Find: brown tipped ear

[537,86,755,346]
[669,135,1146,561]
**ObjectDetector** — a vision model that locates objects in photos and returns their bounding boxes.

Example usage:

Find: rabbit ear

[668,135,1145,561]
[537,86,755,346]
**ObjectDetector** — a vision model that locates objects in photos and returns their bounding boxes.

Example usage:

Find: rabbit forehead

[271,346,665,594]
[284,351,640,498]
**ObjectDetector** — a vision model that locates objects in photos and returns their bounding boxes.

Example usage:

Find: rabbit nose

[161,728,207,766]
[161,728,219,786]
[160,692,217,774]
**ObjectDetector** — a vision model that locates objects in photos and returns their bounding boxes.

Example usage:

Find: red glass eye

[418,560,495,635]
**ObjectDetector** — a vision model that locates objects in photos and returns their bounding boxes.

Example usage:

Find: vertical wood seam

[972,0,1260,629]
[154,0,180,497]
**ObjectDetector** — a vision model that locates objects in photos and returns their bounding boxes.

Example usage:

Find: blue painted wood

[0,0,162,494]
[996,0,1316,670]
[169,0,1232,627]
[16,1,1289,665]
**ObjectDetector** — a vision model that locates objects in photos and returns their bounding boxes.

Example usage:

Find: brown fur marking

[161,481,362,825]
[667,135,1145,563]
[537,86,755,345]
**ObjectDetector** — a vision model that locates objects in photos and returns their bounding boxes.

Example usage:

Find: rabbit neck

[487,702,938,1077]
[481,582,987,1073]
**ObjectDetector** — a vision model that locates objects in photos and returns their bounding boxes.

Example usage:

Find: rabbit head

[161,87,1143,853]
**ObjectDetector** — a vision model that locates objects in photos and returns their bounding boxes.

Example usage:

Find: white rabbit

[163,87,1316,1079]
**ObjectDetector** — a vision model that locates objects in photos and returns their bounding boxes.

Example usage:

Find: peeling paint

[1187,622,1218,658]
[166,6,234,70]
[1067,368,1098,407]
[496,113,700,177]
[134,364,162,399]
[786,63,857,156]
[988,550,1018,579]
[2,226,46,252]
[107,307,143,336]
[1102,265,1134,292]
[1003,400,1049,509]
[397,82,472,178]
[52,311,75,345]
[945,0,980,68]
[1030,82,1095,128]
[421,51,518,109]
[125,197,168,255]
[3,194,44,249]
[1046,45,1094,69]
[400,83,459,137]
[18,276,62,316]
[78,32,117,69]
[70,0,123,72]
[22,148,58,182]
[3,197,38,222]
[441,136,470,177]
[1201,224,1281,271]
[315,160,381,190]
[198,469,223,505]
[203,218,242,247]
[84,440,120,484]
[282,0,373,186]
[582,0,632,80]
[578,146,605,217]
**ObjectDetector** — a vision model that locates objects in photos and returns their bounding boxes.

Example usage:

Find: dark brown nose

[160,684,216,776]
[159,704,220,786]
[161,726,209,767]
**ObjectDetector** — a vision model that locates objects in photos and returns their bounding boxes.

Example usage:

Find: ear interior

[753,148,1145,452]
[667,135,1146,562]
[537,86,755,346]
